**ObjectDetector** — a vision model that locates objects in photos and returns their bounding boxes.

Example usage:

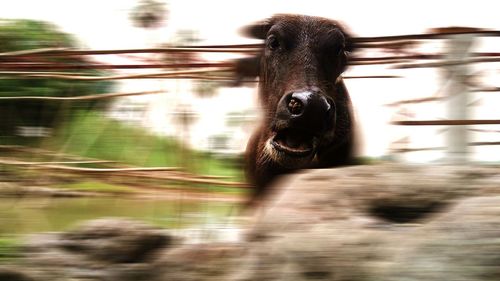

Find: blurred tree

[0,19,73,51]
[170,29,200,46]
[163,29,201,65]
[0,19,114,140]
[226,110,257,128]
[193,80,220,98]
[172,104,197,170]
[130,0,168,29]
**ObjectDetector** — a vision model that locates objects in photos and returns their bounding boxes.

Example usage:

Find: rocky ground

[3,163,500,281]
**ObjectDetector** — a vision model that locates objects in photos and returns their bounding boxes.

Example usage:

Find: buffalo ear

[335,21,355,53]
[343,34,355,53]
[232,56,261,86]
[234,18,272,86]
[334,21,355,74]
[239,19,273,39]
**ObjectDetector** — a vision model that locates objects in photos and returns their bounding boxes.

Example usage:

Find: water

[0,197,239,235]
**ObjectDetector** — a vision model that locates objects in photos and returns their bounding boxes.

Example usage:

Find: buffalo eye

[266,34,280,51]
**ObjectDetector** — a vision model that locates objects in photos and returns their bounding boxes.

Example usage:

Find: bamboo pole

[0,67,233,81]
[392,120,500,126]
[393,57,500,69]
[0,158,114,166]
[0,47,259,58]
[353,29,500,44]
[385,96,443,107]
[393,142,500,153]
[0,90,162,101]
[0,72,399,82]
[0,62,234,71]
[0,145,111,162]
[23,164,247,188]
[35,165,180,172]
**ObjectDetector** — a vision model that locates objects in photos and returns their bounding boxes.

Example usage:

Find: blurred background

[0,0,500,264]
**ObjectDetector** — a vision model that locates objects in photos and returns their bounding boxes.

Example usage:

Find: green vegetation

[0,19,244,195]
[0,110,245,195]
[0,236,20,262]
[43,110,244,182]
[352,156,384,165]
[0,197,238,235]
[0,19,114,137]
[0,19,73,52]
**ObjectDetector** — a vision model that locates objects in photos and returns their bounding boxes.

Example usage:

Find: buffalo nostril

[288,98,303,115]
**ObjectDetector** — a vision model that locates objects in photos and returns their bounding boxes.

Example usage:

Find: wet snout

[270,90,336,158]
[276,90,335,134]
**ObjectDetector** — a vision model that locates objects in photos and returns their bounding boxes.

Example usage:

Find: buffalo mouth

[271,128,315,157]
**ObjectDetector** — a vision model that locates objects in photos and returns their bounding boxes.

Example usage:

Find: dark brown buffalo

[236,14,355,205]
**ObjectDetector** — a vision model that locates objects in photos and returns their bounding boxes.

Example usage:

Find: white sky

[2,0,500,48]
[1,0,500,162]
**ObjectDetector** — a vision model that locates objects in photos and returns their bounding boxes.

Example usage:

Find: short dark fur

[237,14,355,205]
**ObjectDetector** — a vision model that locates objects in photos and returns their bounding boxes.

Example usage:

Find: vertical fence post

[443,33,475,164]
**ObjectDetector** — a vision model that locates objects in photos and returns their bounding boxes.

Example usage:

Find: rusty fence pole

[442,33,475,164]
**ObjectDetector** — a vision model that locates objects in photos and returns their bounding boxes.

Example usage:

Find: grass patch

[0,236,20,262]
[42,111,244,182]
[56,181,138,194]
[201,185,250,196]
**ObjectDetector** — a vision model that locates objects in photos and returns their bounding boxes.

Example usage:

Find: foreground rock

[7,164,500,280]
[13,219,245,281]
[18,219,173,280]
[243,164,500,281]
